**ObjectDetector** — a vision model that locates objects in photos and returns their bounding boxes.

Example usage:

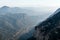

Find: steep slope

[31,8,60,40]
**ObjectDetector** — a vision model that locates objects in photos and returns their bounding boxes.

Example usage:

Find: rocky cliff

[28,8,60,40]
[35,8,60,40]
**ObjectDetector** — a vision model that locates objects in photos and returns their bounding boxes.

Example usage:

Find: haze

[0,0,60,7]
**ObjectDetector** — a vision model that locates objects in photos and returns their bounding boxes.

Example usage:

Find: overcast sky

[0,0,60,8]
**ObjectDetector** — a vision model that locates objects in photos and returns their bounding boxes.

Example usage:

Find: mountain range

[0,6,43,40]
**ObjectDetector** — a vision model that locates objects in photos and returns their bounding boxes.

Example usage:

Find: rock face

[32,8,60,40]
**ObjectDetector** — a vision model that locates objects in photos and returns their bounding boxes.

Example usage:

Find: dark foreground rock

[28,8,60,40]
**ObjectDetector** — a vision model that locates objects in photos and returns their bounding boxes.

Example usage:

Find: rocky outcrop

[27,8,60,40]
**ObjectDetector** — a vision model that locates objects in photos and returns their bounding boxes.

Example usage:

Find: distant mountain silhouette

[0,6,41,40]
[0,6,35,15]
[0,6,53,40]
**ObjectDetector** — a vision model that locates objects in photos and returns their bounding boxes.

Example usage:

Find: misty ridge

[0,6,57,40]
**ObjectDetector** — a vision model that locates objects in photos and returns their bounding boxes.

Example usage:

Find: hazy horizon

[0,6,58,16]
[0,0,59,16]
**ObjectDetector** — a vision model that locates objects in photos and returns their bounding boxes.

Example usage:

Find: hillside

[30,8,60,40]
[0,6,41,40]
